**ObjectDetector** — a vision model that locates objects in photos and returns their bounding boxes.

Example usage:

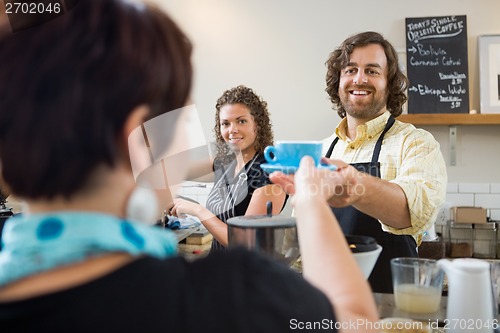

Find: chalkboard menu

[405,15,469,114]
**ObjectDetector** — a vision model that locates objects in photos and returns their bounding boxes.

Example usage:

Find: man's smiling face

[338,43,389,120]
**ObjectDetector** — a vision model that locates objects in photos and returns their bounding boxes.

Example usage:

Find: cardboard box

[452,206,487,224]
[185,230,213,245]
[450,242,473,257]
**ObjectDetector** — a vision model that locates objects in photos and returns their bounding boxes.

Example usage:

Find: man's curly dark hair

[325,31,409,118]
[214,85,273,163]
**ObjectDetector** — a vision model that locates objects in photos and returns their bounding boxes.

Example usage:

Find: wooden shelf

[397,113,500,125]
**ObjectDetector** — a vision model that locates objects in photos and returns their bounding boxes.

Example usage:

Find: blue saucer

[260,163,337,175]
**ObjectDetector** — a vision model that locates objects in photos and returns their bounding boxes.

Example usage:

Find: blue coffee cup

[264,141,323,167]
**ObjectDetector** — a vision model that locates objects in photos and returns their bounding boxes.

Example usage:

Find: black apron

[325,115,417,293]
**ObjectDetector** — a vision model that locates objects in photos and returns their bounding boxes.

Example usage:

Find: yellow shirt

[321,111,447,245]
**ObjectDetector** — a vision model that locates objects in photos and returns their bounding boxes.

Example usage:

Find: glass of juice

[391,257,444,313]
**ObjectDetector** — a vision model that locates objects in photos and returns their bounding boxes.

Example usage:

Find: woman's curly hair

[214,85,273,163]
[325,31,408,118]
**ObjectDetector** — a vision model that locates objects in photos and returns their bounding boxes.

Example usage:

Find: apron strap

[371,115,395,164]
[325,115,396,162]
[325,137,339,158]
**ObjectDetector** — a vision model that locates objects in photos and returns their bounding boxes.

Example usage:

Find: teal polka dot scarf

[0,212,177,287]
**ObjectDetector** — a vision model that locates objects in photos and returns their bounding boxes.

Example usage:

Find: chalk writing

[405,15,469,113]
[407,16,465,43]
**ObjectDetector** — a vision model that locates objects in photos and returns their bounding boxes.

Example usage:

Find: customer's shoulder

[136,250,319,296]
[191,247,283,270]
[192,248,302,283]
[131,249,280,274]
[199,249,333,303]
[141,251,335,324]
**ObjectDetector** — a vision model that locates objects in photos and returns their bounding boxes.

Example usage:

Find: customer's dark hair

[214,85,274,163]
[0,0,192,199]
[325,31,408,118]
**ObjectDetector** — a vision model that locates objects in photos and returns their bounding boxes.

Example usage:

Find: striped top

[206,154,272,251]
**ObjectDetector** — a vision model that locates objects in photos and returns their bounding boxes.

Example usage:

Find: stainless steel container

[227,210,382,277]
[473,223,497,259]
[448,222,473,257]
[227,214,299,266]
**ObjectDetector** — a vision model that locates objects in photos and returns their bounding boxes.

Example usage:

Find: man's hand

[269,156,364,208]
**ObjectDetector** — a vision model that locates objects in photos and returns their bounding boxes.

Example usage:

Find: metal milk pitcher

[438,258,495,333]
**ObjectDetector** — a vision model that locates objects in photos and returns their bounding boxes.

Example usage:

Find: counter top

[375,293,446,323]
[375,293,500,333]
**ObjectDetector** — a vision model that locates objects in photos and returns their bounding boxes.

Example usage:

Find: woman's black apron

[325,115,417,293]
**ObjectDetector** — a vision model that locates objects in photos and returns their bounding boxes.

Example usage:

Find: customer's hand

[292,156,338,203]
[317,157,366,208]
[270,156,365,208]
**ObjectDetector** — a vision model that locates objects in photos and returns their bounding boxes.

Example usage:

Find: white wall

[157,0,500,183]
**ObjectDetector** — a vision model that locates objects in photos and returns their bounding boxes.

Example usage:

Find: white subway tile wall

[445,193,474,207]
[491,183,500,194]
[475,194,500,210]
[490,210,500,221]
[458,183,490,194]
[446,182,459,193]
[444,183,500,222]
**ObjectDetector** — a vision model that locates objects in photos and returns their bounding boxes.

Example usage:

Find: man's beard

[340,89,387,119]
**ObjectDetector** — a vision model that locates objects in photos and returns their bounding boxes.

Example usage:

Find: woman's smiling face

[219,103,257,156]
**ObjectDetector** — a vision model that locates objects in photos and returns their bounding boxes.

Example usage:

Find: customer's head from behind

[213,85,273,162]
[0,0,192,201]
[325,31,408,119]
